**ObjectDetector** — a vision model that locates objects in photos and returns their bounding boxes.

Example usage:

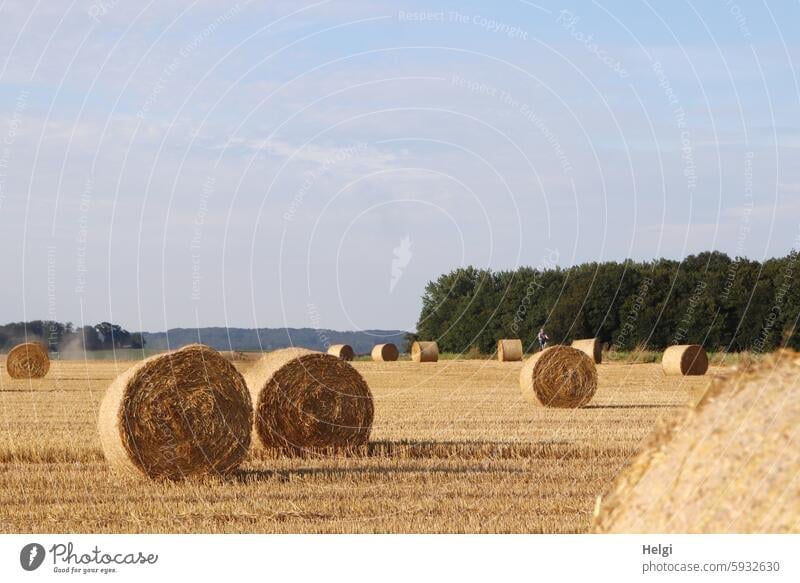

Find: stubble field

[0,357,714,533]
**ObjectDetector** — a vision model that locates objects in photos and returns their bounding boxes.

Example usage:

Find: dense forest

[413,251,800,354]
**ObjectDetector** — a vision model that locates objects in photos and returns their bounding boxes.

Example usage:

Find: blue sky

[1,0,799,332]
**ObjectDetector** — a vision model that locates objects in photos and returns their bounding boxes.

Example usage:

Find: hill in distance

[140,327,410,355]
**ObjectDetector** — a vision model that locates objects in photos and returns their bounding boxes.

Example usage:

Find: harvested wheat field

[0,356,714,533]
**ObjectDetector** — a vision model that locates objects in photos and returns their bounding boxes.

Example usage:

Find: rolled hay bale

[662,344,708,375]
[245,348,374,455]
[594,350,800,533]
[327,344,354,361]
[497,339,523,362]
[519,345,597,408]
[97,344,252,480]
[6,342,50,379]
[411,341,438,363]
[571,338,602,364]
[371,343,399,362]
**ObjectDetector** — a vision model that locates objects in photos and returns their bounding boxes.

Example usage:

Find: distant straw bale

[220,351,260,363]
[327,344,354,361]
[6,342,50,379]
[662,345,708,375]
[571,338,602,364]
[497,339,523,362]
[371,343,399,362]
[519,346,597,408]
[411,341,438,362]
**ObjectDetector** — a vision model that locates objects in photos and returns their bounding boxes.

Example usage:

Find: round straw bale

[97,344,252,480]
[571,338,602,364]
[411,341,438,362]
[662,344,708,375]
[594,350,800,533]
[497,339,523,362]
[6,342,50,379]
[245,348,374,455]
[327,344,354,361]
[519,345,597,408]
[371,343,399,361]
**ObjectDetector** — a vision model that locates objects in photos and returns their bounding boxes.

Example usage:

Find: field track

[0,358,713,533]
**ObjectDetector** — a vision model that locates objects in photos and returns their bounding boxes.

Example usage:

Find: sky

[0,0,799,333]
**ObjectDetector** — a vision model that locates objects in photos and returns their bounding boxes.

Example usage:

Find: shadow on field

[366,439,578,459]
[232,468,292,483]
[583,404,683,410]
[234,438,637,483]
[0,387,92,392]
[232,463,528,483]
[245,439,634,467]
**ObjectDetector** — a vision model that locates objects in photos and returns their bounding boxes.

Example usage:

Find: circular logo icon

[20,543,46,571]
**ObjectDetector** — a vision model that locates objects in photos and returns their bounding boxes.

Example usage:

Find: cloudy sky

[1,0,799,333]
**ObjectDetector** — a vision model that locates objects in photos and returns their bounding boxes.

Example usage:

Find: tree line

[0,321,145,353]
[413,251,800,354]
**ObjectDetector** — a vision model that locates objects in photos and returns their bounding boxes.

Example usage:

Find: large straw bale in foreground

[497,339,523,362]
[327,344,354,361]
[571,338,602,364]
[245,348,374,454]
[662,344,708,375]
[594,350,800,533]
[6,342,50,379]
[97,344,252,480]
[371,343,399,361]
[411,341,438,362]
[519,346,597,408]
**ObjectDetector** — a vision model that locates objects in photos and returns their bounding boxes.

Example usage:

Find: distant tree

[94,322,131,349]
[0,321,138,352]
[77,325,102,350]
[402,332,417,353]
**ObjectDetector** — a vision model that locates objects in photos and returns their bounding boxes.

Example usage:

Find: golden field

[0,357,713,533]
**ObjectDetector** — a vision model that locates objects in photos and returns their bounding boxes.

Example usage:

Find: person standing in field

[537,328,550,351]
